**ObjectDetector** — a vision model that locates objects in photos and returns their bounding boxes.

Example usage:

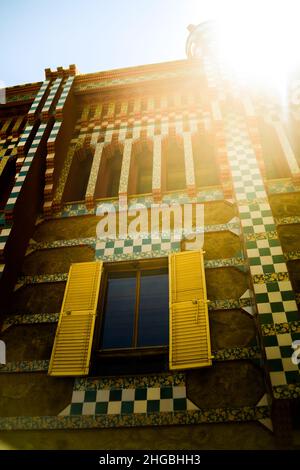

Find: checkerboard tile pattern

[0,223,12,279]
[225,112,300,391]
[60,385,198,416]
[246,237,286,277]
[262,331,300,387]
[41,78,62,121]
[44,77,75,214]
[240,203,276,234]
[0,227,11,254]
[4,74,73,222]
[0,113,28,209]
[47,121,62,150]
[55,76,74,118]
[96,237,180,261]
[16,124,34,156]
[44,83,74,213]
[5,123,47,215]
[253,281,298,325]
[27,80,50,123]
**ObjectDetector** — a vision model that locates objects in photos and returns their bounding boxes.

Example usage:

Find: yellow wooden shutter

[168,250,212,370]
[48,261,103,376]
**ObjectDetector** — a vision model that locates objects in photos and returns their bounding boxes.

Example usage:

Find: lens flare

[191,0,300,100]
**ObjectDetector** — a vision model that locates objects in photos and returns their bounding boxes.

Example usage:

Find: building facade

[0,24,299,449]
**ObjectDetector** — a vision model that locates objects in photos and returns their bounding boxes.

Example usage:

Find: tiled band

[225,112,300,395]
[0,405,270,430]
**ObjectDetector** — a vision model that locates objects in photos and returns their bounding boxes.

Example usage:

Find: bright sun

[194,0,300,97]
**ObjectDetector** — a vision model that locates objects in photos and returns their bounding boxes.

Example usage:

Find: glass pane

[167,170,186,191]
[138,270,169,347]
[137,171,152,194]
[166,143,186,191]
[108,171,120,198]
[101,273,136,349]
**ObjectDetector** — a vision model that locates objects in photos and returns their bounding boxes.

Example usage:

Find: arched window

[162,136,186,192]
[94,144,123,199]
[62,145,94,203]
[258,118,290,179]
[285,115,300,167]
[128,141,153,196]
[192,133,220,188]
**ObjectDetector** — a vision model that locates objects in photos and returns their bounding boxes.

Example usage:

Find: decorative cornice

[74,60,202,95]
[4,82,41,105]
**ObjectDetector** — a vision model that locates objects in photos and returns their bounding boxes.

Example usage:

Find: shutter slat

[48,261,103,376]
[168,251,212,370]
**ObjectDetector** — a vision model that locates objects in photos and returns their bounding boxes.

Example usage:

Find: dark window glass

[192,135,220,187]
[101,273,136,349]
[100,267,168,350]
[138,271,169,347]
[167,169,186,191]
[166,142,186,191]
[109,170,121,198]
[137,169,152,194]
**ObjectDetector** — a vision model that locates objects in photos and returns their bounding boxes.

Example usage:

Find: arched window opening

[128,141,153,196]
[282,115,300,168]
[63,146,94,203]
[192,133,220,187]
[162,137,186,192]
[258,118,290,179]
[95,145,123,199]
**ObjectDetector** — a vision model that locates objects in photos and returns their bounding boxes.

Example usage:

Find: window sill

[94,346,168,359]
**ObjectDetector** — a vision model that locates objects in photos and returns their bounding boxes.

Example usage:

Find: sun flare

[192,0,300,98]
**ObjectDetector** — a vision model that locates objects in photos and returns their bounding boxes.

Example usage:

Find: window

[128,143,153,196]
[162,138,186,192]
[95,147,122,199]
[98,259,169,351]
[49,252,212,377]
[257,118,291,179]
[63,146,94,202]
[93,258,169,375]
[109,164,122,197]
[192,134,220,188]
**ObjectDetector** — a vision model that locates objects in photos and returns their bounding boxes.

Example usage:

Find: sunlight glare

[191,0,300,98]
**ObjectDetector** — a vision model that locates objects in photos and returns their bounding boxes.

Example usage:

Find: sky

[1,0,300,88]
[0,0,213,87]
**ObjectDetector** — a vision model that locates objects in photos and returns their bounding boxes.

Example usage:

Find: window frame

[127,142,153,197]
[93,257,169,359]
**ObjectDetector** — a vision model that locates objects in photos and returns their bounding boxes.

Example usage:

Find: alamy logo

[291,340,300,366]
[0,81,6,105]
[96,201,204,250]
[0,340,6,365]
